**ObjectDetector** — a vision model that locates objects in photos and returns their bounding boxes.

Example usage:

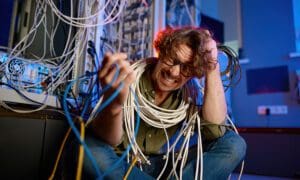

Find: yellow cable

[123,156,138,180]
[76,118,85,180]
[48,127,72,180]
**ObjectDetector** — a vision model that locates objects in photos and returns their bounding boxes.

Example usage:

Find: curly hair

[153,27,217,77]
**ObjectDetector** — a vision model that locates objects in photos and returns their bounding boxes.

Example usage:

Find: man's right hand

[92,52,135,146]
[98,52,136,113]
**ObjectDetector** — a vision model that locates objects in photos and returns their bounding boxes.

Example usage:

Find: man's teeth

[165,77,175,82]
[163,72,176,83]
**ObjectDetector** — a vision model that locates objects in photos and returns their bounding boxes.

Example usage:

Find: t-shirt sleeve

[200,121,226,141]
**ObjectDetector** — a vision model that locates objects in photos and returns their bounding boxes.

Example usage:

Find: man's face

[152,44,193,93]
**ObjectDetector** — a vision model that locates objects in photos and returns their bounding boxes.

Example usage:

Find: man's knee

[83,134,126,179]
[225,131,247,164]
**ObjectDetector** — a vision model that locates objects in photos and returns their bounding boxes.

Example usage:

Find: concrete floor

[230,173,299,180]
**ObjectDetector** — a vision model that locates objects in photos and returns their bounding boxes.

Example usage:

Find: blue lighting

[293,0,300,52]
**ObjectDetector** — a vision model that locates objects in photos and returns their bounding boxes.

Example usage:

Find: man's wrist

[206,61,220,75]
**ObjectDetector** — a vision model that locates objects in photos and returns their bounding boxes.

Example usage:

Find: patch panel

[117,0,155,61]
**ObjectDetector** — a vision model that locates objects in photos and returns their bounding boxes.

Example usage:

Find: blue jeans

[83,130,246,180]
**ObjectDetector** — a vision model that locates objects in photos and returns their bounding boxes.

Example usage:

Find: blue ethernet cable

[62,62,121,179]
[95,81,124,115]
[82,81,126,179]
[63,80,102,178]
[80,81,97,118]
[64,62,139,179]
[87,40,102,101]
[80,64,120,118]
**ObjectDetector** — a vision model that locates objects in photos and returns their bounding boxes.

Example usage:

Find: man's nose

[169,64,181,77]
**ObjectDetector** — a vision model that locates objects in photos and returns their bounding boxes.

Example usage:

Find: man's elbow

[215,106,227,124]
[105,133,123,147]
[203,109,227,124]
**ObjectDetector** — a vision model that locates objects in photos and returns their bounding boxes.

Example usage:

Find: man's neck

[154,90,170,106]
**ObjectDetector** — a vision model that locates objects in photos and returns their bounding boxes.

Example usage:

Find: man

[84,27,246,179]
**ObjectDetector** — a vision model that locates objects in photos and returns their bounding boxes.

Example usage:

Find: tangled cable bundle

[123,60,203,180]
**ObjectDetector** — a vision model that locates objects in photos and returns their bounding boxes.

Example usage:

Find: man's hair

[153,27,217,77]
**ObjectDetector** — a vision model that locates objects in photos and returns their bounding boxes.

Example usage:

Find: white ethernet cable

[46,0,127,27]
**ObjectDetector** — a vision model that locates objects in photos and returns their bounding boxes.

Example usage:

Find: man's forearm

[202,63,227,124]
[91,52,135,146]
[91,104,124,146]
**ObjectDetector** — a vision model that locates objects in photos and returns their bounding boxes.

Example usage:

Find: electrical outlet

[257,105,288,115]
[269,105,288,115]
[257,106,269,115]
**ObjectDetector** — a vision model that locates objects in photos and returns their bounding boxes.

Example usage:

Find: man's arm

[202,39,227,125]
[91,52,136,146]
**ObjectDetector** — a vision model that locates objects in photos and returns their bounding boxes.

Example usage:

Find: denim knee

[224,131,247,164]
[201,130,247,179]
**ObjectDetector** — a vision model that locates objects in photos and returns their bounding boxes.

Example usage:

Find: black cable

[217,45,242,91]
[71,90,80,112]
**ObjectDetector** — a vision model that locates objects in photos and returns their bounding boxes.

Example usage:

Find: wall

[292,0,300,52]
[194,1,300,177]
[199,0,218,20]
[238,131,300,177]
[232,0,300,127]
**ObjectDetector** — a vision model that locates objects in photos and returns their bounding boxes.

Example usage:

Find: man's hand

[202,32,227,125]
[205,38,218,64]
[203,30,219,72]
[99,52,136,112]
[93,52,136,146]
